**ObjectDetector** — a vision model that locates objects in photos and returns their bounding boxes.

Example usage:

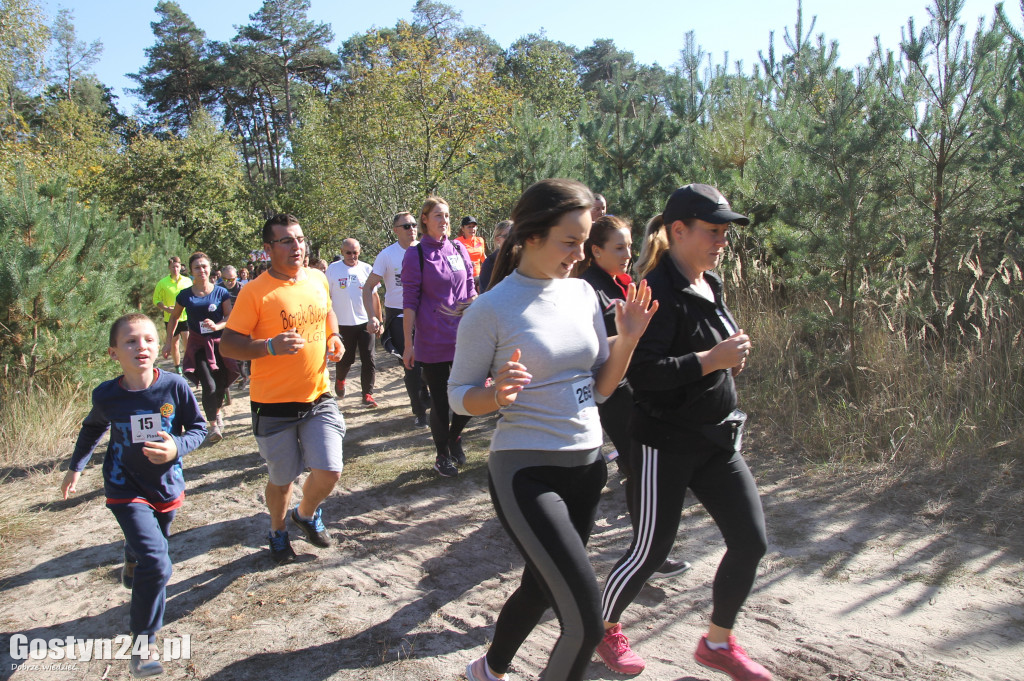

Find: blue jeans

[109,503,176,644]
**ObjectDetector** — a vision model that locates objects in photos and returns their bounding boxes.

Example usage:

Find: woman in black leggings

[596,184,771,681]
[401,196,476,477]
[448,180,656,681]
[574,215,691,579]
[162,252,238,444]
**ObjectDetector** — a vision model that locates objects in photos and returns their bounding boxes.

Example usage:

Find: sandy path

[1,354,1021,680]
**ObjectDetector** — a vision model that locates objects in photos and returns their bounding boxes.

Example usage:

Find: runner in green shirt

[153,256,193,374]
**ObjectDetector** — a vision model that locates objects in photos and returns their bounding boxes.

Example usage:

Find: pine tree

[129,1,215,132]
[875,0,1008,333]
[0,171,185,390]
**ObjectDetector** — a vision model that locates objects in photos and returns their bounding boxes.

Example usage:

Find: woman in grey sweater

[448,179,656,681]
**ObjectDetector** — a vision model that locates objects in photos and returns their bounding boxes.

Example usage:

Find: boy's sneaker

[129,645,164,678]
[335,379,346,398]
[363,393,378,408]
[466,654,508,681]
[434,456,458,478]
[693,635,772,681]
[450,436,466,466]
[121,559,137,589]
[596,623,645,674]
[290,506,332,547]
[268,530,296,565]
[652,558,692,579]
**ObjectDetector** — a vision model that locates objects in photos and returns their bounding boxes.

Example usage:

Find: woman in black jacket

[595,185,770,681]
[575,215,691,579]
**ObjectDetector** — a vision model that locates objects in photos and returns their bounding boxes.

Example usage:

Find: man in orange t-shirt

[455,216,486,280]
[222,213,346,565]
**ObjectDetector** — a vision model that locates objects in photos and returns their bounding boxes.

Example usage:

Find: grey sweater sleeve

[448,296,498,416]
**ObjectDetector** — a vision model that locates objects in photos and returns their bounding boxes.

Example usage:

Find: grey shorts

[252,399,346,486]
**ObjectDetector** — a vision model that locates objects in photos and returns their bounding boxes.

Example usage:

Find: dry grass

[734,290,1024,467]
[730,288,1024,534]
[0,380,89,551]
[0,379,86,471]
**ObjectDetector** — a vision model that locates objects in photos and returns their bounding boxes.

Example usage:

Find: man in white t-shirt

[364,212,430,427]
[327,238,381,407]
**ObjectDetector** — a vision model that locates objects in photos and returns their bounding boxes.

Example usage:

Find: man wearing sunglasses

[326,238,381,408]
[363,212,430,427]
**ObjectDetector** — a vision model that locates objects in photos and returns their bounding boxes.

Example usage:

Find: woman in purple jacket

[402,196,477,477]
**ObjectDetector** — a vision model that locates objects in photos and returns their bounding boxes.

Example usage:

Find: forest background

[0,0,1022,485]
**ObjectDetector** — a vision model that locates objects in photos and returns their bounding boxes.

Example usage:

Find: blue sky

[41,0,1003,112]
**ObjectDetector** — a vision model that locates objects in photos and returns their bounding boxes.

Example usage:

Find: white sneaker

[206,423,223,444]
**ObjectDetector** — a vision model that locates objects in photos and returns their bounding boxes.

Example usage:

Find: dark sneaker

[363,393,378,408]
[450,436,466,467]
[129,642,164,678]
[121,559,136,589]
[595,623,645,674]
[694,635,772,681]
[290,506,332,547]
[434,457,458,478]
[335,379,346,398]
[268,529,296,565]
[652,558,692,579]
[414,412,428,428]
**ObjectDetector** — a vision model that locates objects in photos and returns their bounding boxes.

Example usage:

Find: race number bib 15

[130,413,163,443]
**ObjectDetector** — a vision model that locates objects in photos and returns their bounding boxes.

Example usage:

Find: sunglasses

[343,250,359,255]
[396,223,416,230]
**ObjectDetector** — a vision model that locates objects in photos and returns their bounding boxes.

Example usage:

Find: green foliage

[0,0,49,101]
[875,0,1009,333]
[215,0,337,201]
[579,61,678,220]
[758,36,902,372]
[500,33,583,121]
[291,18,515,254]
[490,101,582,196]
[47,8,102,102]
[128,0,215,132]
[103,110,258,265]
[0,171,185,390]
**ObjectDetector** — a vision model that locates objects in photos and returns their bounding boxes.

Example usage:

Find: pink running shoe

[693,635,772,681]
[595,623,646,674]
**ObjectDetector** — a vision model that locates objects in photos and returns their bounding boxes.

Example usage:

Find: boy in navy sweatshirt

[61,313,206,677]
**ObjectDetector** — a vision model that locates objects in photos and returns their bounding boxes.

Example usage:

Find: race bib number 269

[572,378,595,411]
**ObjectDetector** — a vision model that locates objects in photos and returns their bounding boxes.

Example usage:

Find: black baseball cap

[461,216,478,227]
[662,184,749,226]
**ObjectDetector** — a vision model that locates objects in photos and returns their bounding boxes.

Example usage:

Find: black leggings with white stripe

[601,438,767,629]
[485,449,607,681]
